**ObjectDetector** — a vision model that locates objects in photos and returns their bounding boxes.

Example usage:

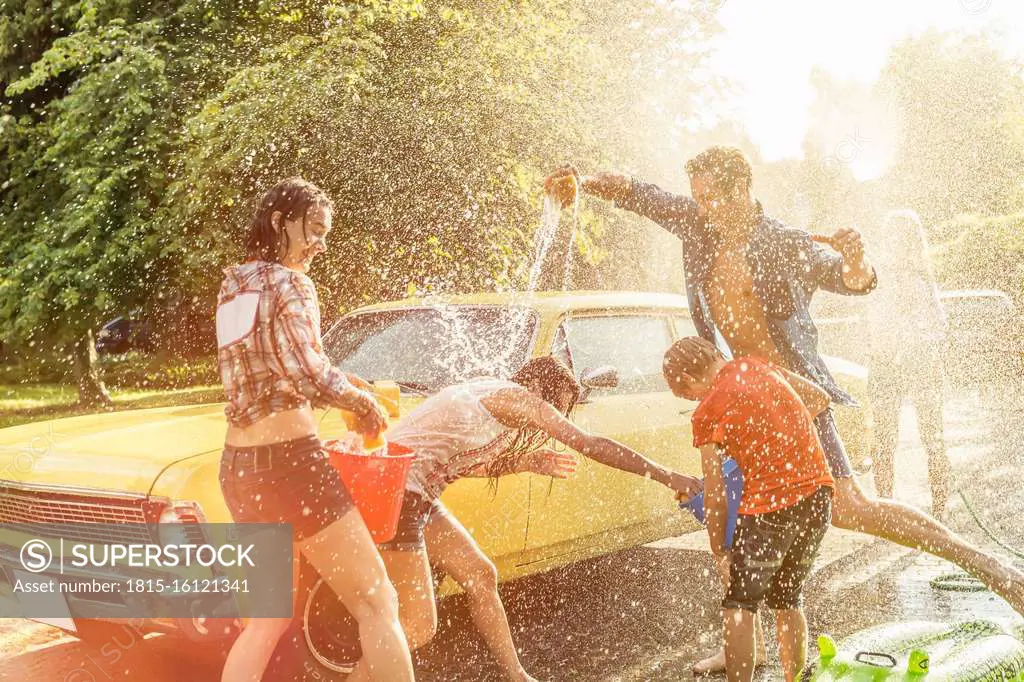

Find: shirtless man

[546,147,1024,672]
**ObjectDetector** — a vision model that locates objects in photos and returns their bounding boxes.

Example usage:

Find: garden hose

[956,487,1024,561]
[930,487,1024,593]
[929,572,987,592]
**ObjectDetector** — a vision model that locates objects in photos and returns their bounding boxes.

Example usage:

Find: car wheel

[263,556,360,681]
[266,557,448,680]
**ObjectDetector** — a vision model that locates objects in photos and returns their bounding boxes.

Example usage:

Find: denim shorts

[815,408,853,478]
[724,486,833,613]
[219,436,355,541]
[376,490,451,553]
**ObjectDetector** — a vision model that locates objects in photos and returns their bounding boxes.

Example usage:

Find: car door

[324,304,540,563]
[525,311,699,552]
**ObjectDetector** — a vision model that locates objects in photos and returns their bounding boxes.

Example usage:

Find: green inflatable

[809,619,1024,681]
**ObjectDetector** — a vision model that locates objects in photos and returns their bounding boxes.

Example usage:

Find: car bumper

[0,544,238,643]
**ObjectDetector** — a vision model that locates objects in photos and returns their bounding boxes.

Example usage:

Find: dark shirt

[615,178,877,407]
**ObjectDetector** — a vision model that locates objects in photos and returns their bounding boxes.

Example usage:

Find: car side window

[558,315,673,396]
[673,316,698,339]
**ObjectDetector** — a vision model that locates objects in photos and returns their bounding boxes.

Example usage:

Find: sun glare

[709,0,1024,167]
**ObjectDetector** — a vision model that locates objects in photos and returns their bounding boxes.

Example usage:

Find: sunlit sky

[707,0,1024,176]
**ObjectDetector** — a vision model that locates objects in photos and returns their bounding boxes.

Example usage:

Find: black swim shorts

[724,486,833,612]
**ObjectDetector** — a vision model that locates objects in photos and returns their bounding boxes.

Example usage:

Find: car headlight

[157,500,207,547]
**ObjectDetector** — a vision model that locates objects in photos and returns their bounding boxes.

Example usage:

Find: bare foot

[692,649,727,676]
[961,553,1024,617]
[692,646,768,676]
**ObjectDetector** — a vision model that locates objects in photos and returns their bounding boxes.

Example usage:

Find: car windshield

[323,305,539,392]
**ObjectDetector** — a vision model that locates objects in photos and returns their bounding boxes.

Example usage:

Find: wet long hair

[246,177,334,262]
[483,356,583,478]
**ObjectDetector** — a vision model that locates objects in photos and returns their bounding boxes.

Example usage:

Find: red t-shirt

[691,356,833,515]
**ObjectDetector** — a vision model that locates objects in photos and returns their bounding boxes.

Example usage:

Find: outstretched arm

[580,171,632,200]
[483,389,702,499]
[462,449,578,479]
[545,165,700,237]
[809,229,877,294]
[545,165,631,202]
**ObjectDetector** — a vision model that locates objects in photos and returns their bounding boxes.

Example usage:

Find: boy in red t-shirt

[663,337,834,682]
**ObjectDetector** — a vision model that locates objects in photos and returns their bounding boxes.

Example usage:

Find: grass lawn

[0,383,224,429]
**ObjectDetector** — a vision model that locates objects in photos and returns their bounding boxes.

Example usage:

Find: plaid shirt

[216,260,367,428]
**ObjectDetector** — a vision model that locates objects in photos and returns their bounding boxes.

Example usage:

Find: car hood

[0,396,426,496]
[0,403,230,495]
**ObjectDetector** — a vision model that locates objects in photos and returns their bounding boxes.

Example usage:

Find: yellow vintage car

[0,291,870,675]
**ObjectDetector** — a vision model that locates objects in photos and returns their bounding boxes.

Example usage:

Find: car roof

[346,290,691,316]
[938,289,1011,300]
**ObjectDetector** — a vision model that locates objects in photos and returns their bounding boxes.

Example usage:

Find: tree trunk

[73,330,113,408]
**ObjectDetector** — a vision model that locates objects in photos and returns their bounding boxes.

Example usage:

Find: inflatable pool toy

[809,619,1024,681]
[810,619,1024,680]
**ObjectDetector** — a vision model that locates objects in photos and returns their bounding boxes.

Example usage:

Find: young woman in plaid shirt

[216,178,413,682]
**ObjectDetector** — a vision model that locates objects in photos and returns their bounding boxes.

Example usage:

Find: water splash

[527,193,564,293]
[397,183,583,385]
[528,178,581,293]
[561,190,581,292]
[430,300,528,381]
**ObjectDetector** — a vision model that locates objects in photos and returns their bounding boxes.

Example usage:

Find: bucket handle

[854,651,897,668]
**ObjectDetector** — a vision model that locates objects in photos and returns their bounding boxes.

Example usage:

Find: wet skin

[689,175,785,365]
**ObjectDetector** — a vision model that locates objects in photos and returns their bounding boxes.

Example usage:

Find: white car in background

[939,289,1023,390]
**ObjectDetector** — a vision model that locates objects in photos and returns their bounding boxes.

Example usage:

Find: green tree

[167,0,726,309]
[1,0,726,403]
[0,1,256,404]
[931,213,1024,304]
[876,30,1024,222]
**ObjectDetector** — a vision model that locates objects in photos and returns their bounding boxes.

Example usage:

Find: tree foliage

[931,213,1024,305]
[1,0,725,372]
[0,1,260,359]
[876,30,1024,223]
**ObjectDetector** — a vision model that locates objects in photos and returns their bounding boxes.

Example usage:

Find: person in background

[216,177,413,682]
[866,209,950,514]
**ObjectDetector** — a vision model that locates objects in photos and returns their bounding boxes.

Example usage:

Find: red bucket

[323,441,415,544]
